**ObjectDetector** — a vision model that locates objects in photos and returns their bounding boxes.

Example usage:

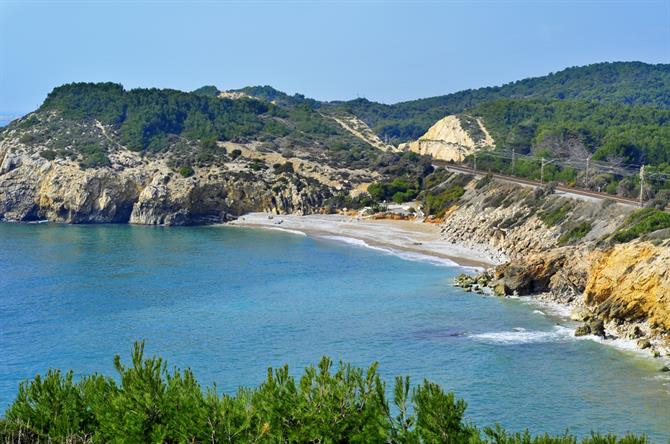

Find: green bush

[612,208,670,243]
[179,165,195,178]
[558,221,592,245]
[423,185,465,217]
[368,178,419,203]
[0,343,650,443]
[40,149,57,161]
[538,201,574,227]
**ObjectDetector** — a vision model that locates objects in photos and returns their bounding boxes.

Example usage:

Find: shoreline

[227,212,670,367]
[226,212,504,269]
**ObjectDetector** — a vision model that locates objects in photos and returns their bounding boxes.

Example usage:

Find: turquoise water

[1,223,669,440]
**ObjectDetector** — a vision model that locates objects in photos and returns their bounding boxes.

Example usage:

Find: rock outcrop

[585,241,670,333]
[441,175,670,356]
[0,141,337,225]
[402,115,494,162]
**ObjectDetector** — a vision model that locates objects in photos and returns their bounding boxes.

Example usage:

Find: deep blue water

[0,223,669,440]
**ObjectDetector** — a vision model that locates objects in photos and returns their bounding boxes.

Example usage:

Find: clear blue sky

[1,0,669,114]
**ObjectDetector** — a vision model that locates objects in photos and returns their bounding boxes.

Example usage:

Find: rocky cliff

[444,175,670,358]
[0,112,377,225]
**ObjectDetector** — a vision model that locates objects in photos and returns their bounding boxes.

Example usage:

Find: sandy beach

[227,213,505,269]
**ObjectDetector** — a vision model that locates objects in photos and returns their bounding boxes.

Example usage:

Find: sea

[0,223,669,440]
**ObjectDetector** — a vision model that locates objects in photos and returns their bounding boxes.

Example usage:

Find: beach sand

[227,213,504,269]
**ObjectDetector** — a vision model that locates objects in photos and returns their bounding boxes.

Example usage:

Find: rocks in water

[637,338,652,349]
[660,365,670,372]
[454,272,492,295]
[588,319,606,338]
[492,252,568,296]
[574,325,591,337]
[492,280,506,297]
[574,318,606,338]
[570,308,591,322]
[454,273,475,288]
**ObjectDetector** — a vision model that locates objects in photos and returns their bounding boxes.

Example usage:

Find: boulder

[570,309,591,322]
[588,319,606,337]
[574,325,591,337]
[637,338,652,349]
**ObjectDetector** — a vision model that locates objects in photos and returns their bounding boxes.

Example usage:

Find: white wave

[318,235,461,268]
[517,296,574,319]
[532,310,546,316]
[470,326,575,345]
[235,225,307,237]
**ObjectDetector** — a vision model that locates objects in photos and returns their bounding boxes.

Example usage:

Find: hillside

[0,82,431,224]
[1,61,669,225]
[331,62,670,143]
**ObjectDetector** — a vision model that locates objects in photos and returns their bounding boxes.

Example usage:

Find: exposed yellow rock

[585,241,670,331]
[404,115,494,161]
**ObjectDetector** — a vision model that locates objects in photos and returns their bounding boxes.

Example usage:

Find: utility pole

[473,153,477,174]
[639,165,645,207]
[541,157,557,185]
[585,155,591,188]
[511,147,516,176]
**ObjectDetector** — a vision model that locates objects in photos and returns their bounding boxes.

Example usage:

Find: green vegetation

[178,165,195,178]
[423,185,465,217]
[558,221,592,245]
[0,343,650,444]
[612,208,670,243]
[368,178,420,203]
[539,201,574,227]
[41,83,273,151]
[191,85,220,98]
[332,62,670,144]
[39,149,57,161]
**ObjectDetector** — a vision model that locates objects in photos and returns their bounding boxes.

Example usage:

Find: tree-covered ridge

[231,85,320,108]
[0,342,651,443]
[332,62,670,143]
[40,82,275,151]
[473,99,670,165]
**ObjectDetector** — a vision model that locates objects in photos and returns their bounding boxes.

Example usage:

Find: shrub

[539,201,574,227]
[558,221,592,245]
[79,152,110,169]
[423,185,465,217]
[0,343,649,443]
[273,162,294,174]
[179,165,195,178]
[612,208,670,243]
[40,149,57,161]
[475,173,493,190]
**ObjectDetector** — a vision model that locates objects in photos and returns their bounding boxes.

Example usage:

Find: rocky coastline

[443,179,670,364]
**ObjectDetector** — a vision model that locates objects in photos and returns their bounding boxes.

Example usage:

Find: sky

[1,0,669,115]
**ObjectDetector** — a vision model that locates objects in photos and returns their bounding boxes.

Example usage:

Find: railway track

[433,161,670,211]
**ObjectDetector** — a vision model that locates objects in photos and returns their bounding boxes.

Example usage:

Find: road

[432,161,670,211]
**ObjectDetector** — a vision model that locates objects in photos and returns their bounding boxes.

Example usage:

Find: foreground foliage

[0,343,651,443]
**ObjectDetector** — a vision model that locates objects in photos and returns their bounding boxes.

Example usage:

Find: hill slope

[331,62,670,143]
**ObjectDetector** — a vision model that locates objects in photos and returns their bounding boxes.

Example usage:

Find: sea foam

[469,326,575,345]
[318,235,461,268]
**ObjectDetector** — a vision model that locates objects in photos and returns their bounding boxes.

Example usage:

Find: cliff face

[0,134,340,225]
[585,241,670,333]
[443,176,670,354]
[402,115,494,162]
